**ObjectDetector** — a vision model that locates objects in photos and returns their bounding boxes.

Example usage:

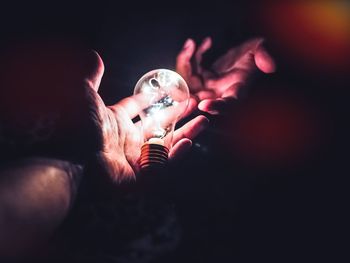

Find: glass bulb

[134,69,190,170]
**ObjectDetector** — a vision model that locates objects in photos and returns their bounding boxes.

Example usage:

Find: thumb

[83,50,105,92]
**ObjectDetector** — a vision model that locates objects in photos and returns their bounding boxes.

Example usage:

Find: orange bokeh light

[257,1,350,73]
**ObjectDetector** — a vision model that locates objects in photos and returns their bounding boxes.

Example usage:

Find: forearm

[0,157,83,260]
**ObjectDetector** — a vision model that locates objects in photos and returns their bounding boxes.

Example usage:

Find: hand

[176,37,276,114]
[84,52,209,183]
[0,43,208,184]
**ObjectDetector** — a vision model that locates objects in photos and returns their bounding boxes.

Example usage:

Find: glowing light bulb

[134,69,190,171]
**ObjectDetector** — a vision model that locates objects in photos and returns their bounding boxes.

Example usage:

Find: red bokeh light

[226,90,326,168]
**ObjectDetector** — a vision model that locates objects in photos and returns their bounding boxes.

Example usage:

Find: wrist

[0,157,83,260]
[0,157,83,207]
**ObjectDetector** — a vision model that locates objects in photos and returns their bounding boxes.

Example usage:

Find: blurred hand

[176,37,276,114]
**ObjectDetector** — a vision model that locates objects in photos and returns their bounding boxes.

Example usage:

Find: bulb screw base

[140,143,169,171]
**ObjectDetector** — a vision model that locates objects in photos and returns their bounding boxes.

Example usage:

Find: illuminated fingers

[205,69,249,94]
[169,138,192,161]
[212,46,241,74]
[176,38,196,82]
[181,96,199,119]
[221,83,242,98]
[196,90,216,100]
[198,82,241,114]
[198,96,236,115]
[133,96,199,131]
[175,39,204,92]
[194,37,212,74]
[212,38,275,75]
[109,93,150,120]
[85,50,105,92]
[172,115,209,144]
[255,45,276,73]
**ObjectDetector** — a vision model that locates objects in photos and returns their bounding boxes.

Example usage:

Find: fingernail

[207,110,220,115]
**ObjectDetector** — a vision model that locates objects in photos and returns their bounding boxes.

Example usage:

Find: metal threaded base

[140,143,169,171]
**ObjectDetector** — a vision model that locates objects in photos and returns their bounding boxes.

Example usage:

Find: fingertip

[92,50,105,76]
[198,98,235,115]
[85,50,105,91]
[189,95,199,106]
[198,36,212,54]
[183,38,191,47]
[169,138,193,161]
[198,99,210,112]
[188,96,199,111]
[255,37,265,46]
[255,45,276,73]
[182,138,193,147]
[183,38,196,52]
[198,99,219,115]
[197,114,210,128]
[202,36,212,50]
[177,39,196,65]
[182,96,199,118]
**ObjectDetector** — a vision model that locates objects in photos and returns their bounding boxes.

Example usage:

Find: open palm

[86,52,208,182]
[176,37,276,114]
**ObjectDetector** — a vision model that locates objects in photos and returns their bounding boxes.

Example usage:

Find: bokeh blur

[1,0,348,262]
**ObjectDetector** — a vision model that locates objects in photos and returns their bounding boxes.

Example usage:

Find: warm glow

[257,1,350,73]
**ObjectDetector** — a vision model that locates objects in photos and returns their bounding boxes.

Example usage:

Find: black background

[1,0,349,262]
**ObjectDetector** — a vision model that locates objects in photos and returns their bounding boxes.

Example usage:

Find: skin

[82,51,210,182]
[0,158,82,260]
[176,37,276,114]
[0,48,208,261]
[0,37,275,260]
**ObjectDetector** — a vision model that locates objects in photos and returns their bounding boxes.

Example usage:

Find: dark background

[1,0,349,262]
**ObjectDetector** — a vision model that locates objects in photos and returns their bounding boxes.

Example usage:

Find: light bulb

[134,69,190,171]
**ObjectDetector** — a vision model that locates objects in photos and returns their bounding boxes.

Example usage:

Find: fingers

[212,37,276,76]
[169,115,208,161]
[205,69,249,94]
[109,93,151,120]
[212,46,240,74]
[176,39,196,82]
[173,115,209,144]
[85,50,105,92]
[134,115,208,162]
[133,96,199,131]
[255,44,276,73]
[202,38,275,103]
[221,83,241,98]
[181,96,199,119]
[198,83,241,114]
[222,38,264,73]
[198,99,224,115]
[195,37,212,74]
[169,138,192,161]
[196,90,216,100]
[198,97,235,115]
